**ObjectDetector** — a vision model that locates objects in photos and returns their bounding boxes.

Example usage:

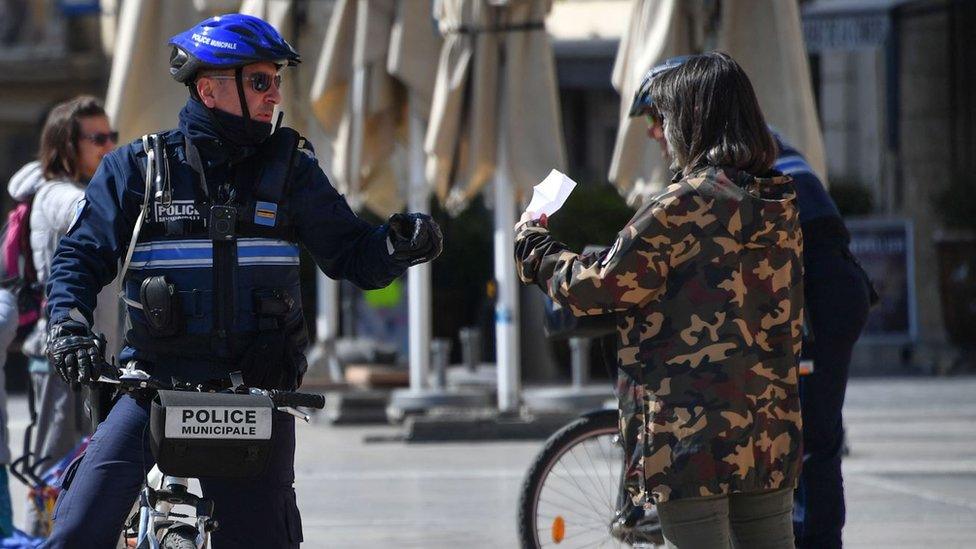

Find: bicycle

[86,362,325,549]
[517,406,663,549]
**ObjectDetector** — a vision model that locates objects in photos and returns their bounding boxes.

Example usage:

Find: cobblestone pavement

[6,376,976,547]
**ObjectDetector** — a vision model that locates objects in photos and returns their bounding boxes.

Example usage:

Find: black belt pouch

[140,275,183,337]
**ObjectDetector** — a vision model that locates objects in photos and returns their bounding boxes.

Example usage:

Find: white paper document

[525,169,578,220]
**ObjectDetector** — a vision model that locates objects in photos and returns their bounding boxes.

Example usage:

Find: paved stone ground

[6,376,976,547]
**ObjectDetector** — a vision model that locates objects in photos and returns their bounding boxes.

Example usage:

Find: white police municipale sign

[165,406,272,440]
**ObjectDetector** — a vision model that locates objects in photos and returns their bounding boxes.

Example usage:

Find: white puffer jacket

[7,161,86,356]
[9,162,86,284]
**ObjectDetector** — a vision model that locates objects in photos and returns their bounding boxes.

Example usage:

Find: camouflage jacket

[515,166,804,504]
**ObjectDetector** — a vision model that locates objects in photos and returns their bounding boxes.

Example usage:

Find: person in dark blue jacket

[772,133,872,549]
[41,15,442,548]
[630,57,873,549]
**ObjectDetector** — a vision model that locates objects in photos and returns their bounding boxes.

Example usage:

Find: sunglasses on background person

[82,131,119,146]
[204,72,282,93]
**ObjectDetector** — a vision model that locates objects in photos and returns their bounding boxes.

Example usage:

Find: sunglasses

[645,112,664,127]
[205,72,282,93]
[82,131,119,146]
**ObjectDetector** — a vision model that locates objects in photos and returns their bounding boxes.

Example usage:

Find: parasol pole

[494,66,521,413]
[311,273,343,382]
[309,0,371,384]
[407,94,432,391]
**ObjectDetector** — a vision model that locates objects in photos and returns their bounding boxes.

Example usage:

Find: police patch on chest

[154,200,203,222]
[164,405,273,440]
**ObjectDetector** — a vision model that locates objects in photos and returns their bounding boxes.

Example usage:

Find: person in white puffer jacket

[6,96,116,535]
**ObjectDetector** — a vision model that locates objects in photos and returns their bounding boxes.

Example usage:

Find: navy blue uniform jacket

[45,100,408,374]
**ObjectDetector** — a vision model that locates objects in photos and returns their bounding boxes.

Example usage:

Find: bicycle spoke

[567,440,609,508]
[595,431,621,509]
[579,436,616,513]
[578,438,618,516]
[538,476,611,520]
[537,498,611,525]
[545,464,608,511]
[575,437,612,513]
[565,441,614,517]
[548,454,612,522]
[537,494,610,527]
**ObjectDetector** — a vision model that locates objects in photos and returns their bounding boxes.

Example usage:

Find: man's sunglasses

[82,131,119,146]
[205,72,282,93]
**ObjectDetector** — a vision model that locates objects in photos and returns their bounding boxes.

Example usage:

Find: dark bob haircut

[38,95,107,182]
[648,51,777,177]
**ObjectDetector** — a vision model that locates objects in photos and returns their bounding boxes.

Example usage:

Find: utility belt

[123,277,307,390]
[127,277,296,334]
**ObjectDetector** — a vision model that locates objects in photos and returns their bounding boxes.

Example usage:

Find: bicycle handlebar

[268,390,326,410]
[94,362,325,410]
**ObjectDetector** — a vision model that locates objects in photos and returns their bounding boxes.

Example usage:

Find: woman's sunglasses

[82,131,119,146]
[645,112,664,128]
[205,72,282,93]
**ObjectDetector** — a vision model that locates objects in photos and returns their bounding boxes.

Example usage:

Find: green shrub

[828,178,873,217]
[546,183,635,250]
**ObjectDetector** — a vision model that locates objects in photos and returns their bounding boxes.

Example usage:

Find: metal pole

[311,0,367,384]
[340,2,370,342]
[317,273,342,382]
[349,0,369,200]
[308,271,343,382]
[407,98,432,391]
[459,327,481,373]
[430,338,451,390]
[494,97,521,412]
[569,337,591,389]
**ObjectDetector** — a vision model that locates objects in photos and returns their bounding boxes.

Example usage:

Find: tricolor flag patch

[254,201,278,227]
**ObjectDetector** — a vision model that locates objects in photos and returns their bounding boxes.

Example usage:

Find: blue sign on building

[59,0,100,17]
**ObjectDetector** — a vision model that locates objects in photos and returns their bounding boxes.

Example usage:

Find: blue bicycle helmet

[628,55,693,118]
[168,14,301,84]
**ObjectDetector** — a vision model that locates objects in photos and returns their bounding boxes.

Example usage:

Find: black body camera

[209,205,237,241]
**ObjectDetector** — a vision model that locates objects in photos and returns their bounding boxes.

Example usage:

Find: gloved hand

[387,213,444,266]
[46,320,103,385]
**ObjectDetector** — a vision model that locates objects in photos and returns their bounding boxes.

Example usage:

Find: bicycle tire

[158,524,199,549]
[517,409,624,548]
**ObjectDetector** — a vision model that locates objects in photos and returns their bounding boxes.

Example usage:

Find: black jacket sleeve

[290,156,408,289]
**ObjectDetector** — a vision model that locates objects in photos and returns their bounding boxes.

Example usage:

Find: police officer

[42,15,442,548]
[630,56,873,549]
[773,133,872,549]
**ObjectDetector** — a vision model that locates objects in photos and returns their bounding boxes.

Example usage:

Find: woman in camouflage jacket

[515,52,803,548]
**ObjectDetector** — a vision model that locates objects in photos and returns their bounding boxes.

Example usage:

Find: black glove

[46,320,103,385]
[387,213,444,266]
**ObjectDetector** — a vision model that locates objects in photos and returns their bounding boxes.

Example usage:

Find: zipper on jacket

[213,238,236,342]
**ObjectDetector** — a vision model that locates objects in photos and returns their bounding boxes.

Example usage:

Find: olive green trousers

[656,487,796,549]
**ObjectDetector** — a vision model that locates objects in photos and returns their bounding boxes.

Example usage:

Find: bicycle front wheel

[518,409,626,548]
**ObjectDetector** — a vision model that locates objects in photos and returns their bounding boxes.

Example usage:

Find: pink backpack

[0,199,41,332]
